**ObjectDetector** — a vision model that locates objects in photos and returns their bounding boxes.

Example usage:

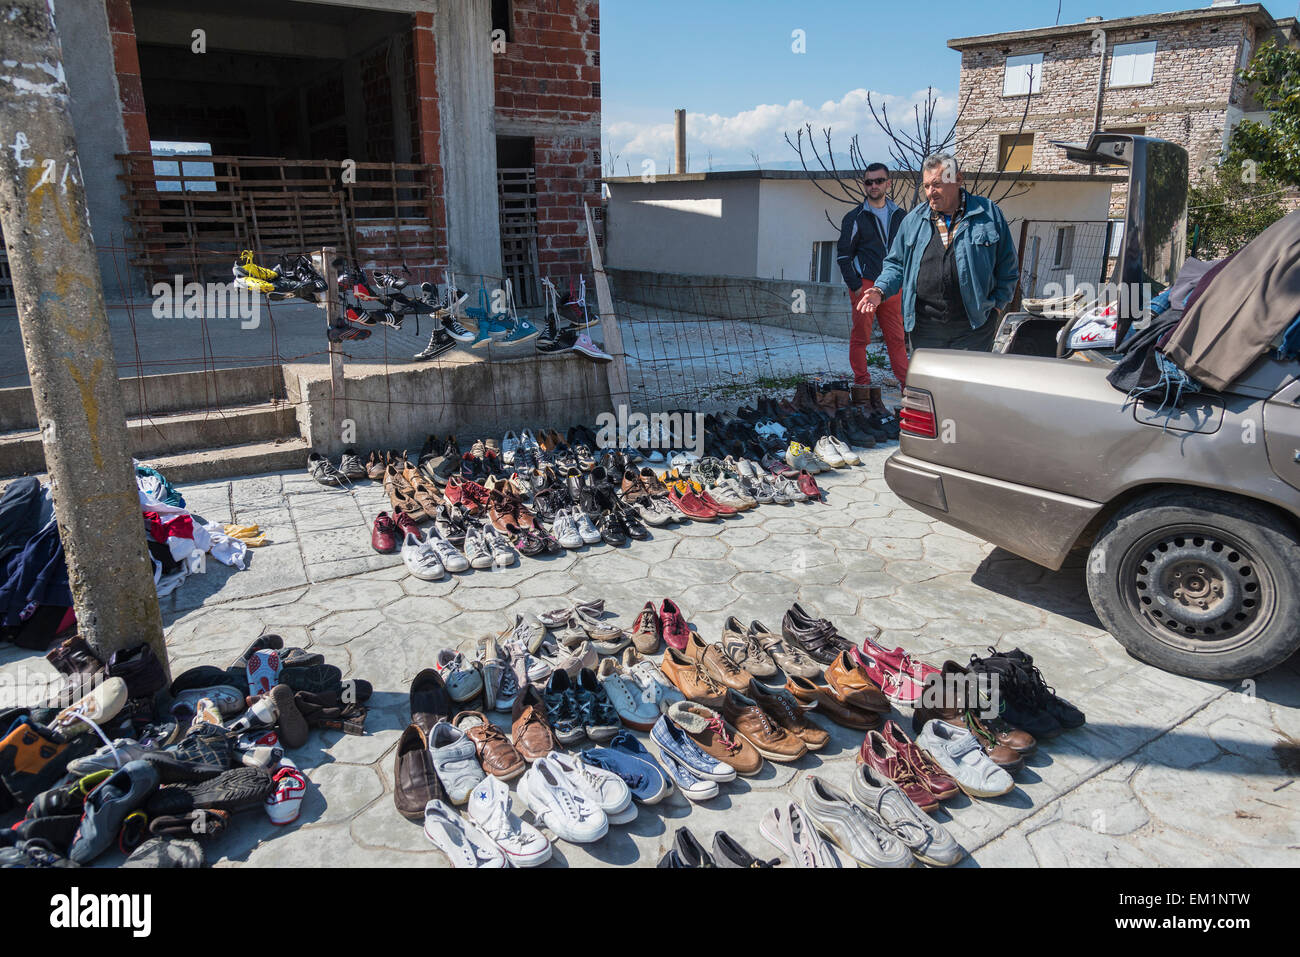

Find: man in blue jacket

[858,153,1019,353]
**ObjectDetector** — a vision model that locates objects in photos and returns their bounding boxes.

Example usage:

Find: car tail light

[899,387,937,438]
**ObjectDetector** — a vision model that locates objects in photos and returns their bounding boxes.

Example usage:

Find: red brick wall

[493,0,602,281]
[105,0,150,152]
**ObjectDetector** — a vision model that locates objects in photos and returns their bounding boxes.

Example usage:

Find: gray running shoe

[851,763,964,867]
[797,773,913,869]
[759,800,841,868]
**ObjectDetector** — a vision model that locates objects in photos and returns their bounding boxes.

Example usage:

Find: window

[1239,34,1253,70]
[491,0,512,42]
[998,133,1035,172]
[1109,41,1156,87]
[150,141,216,193]
[1003,53,1043,96]
[812,242,836,283]
[1053,225,1076,269]
[1107,219,1126,258]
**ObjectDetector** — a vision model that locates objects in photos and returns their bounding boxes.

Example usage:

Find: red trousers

[850,280,909,388]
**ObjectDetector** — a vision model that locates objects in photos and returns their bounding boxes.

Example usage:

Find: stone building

[948,1,1297,213]
[22,0,602,300]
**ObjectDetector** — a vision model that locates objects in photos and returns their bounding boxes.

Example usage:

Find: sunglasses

[865,177,888,185]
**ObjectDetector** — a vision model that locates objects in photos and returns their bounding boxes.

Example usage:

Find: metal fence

[1016,219,1115,301]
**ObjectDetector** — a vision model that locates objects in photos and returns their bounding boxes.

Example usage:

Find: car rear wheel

[1086,489,1300,680]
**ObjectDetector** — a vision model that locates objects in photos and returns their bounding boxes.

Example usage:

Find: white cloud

[602,87,960,174]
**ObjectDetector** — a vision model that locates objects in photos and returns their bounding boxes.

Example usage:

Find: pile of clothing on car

[1110,208,1300,408]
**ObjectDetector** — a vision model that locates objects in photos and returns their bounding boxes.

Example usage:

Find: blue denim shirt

[873,190,1021,331]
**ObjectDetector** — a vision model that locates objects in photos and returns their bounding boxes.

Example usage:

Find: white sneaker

[828,435,860,466]
[572,508,602,545]
[519,429,541,457]
[479,525,517,566]
[634,495,675,526]
[462,529,493,570]
[423,800,506,868]
[401,531,445,581]
[552,508,584,549]
[466,774,551,867]
[814,437,846,469]
[428,720,486,805]
[426,531,470,573]
[501,431,520,466]
[518,754,609,844]
[916,719,1015,798]
[503,638,552,687]
[596,659,660,731]
[543,750,636,825]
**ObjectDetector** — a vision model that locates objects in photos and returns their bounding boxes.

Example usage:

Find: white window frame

[1003,53,1043,96]
[1109,41,1156,88]
[812,241,837,283]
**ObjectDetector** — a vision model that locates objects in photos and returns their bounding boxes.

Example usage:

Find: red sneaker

[858,729,939,813]
[659,598,691,652]
[881,719,959,801]
[691,482,738,516]
[797,470,821,500]
[856,638,939,706]
[393,510,422,541]
[371,512,400,553]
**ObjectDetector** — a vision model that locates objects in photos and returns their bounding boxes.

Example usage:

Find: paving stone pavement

[2,447,1297,867]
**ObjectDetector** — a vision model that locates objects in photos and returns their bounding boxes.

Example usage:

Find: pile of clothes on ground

[0,463,261,650]
[1109,208,1300,408]
[0,634,370,868]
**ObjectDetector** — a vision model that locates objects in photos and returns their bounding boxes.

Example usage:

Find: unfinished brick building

[948,2,1297,213]
[57,0,601,302]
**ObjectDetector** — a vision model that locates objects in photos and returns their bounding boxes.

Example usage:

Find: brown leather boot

[869,387,890,417]
[792,382,819,413]
[911,661,1032,771]
[850,385,872,407]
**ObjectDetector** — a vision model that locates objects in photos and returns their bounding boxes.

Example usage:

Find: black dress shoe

[409,669,453,733]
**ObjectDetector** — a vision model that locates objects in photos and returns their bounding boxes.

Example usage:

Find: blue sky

[600,0,1297,173]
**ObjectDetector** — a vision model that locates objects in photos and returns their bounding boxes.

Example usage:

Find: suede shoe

[660,647,727,709]
[683,633,752,692]
[668,701,762,776]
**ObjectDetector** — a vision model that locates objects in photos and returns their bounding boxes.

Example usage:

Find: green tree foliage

[1229,39,1300,189]
[1187,162,1288,257]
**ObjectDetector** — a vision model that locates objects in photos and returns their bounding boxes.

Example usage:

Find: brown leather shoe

[393,724,445,821]
[510,685,556,763]
[750,680,830,751]
[858,729,939,812]
[720,688,806,762]
[660,647,727,709]
[683,633,751,692]
[785,674,882,731]
[454,710,525,781]
[668,701,762,776]
[881,719,959,801]
[825,651,890,713]
[630,601,661,654]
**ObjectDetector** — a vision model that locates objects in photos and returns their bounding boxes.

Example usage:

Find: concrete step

[0,402,299,477]
[135,436,310,484]
[0,436,311,486]
[0,365,286,432]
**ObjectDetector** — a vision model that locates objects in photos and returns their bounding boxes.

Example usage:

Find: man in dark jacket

[837,163,909,408]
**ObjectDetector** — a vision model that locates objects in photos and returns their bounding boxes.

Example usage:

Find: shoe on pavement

[586,731,671,805]
[427,720,486,805]
[68,760,160,864]
[797,772,913,868]
[465,774,550,867]
[851,762,964,867]
[657,826,715,868]
[915,719,1015,799]
[517,754,609,844]
[759,800,842,868]
[435,649,483,703]
[544,750,636,825]
[423,799,507,868]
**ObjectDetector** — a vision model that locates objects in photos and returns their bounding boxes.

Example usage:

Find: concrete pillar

[55,0,138,298]
[0,0,168,672]
[434,0,502,281]
[675,109,686,175]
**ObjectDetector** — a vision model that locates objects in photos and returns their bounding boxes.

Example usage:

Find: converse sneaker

[440,313,475,343]
[414,328,456,361]
[466,774,551,867]
[517,756,609,844]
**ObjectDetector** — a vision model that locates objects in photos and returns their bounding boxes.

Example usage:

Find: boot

[792,382,819,413]
[850,385,872,407]
[869,388,888,417]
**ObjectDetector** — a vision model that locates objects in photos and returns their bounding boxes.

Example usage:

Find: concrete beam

[435,0,503,281]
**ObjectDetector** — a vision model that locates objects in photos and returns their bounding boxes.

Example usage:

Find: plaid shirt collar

[931,190,968,249]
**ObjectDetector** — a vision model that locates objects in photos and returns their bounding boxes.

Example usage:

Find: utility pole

[0,0,168,674]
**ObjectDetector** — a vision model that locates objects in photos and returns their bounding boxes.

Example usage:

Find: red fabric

[851,281,909,388]
[144,511,194,544]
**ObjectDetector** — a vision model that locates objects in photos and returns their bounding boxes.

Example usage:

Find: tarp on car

[1162,209,1300,390]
